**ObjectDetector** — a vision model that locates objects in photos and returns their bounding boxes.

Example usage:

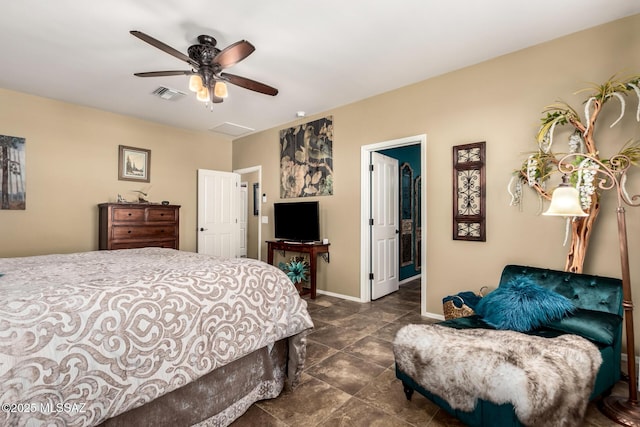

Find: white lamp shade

[543,186,588,217]
[196,86,209,102]
[189,75,203,92]
[214,81,228,98]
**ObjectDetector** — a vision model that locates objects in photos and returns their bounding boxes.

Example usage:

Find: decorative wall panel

[453,142,486,241]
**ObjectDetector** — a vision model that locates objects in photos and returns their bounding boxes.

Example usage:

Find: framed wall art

[118,145,150,182]
[0,134,26,210]
[452,141,486,241]
[279,116,333,198]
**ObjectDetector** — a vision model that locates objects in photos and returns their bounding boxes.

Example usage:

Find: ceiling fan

[130,30,278,105]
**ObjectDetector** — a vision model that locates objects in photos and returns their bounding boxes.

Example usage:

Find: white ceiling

[1,1,639,137]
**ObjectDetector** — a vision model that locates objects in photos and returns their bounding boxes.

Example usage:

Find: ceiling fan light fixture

[196,86,210,102]
[131,30,279,109]
[189,74,203,92]
[214,82,228,98]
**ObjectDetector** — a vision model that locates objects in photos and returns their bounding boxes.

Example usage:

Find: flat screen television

[274,201,320,242]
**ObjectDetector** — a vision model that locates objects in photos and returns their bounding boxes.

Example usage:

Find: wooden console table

[266,240,330,299]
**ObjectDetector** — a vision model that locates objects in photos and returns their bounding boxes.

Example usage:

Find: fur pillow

[475,277,574,332]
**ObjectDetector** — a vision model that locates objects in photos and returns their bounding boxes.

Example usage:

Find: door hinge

[369,218,374,226]
[369,273,374,280]
[369,164,374,172]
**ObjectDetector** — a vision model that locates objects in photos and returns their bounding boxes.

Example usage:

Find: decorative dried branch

[511,74,640,272]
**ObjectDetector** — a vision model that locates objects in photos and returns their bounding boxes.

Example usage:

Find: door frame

[360,134,427,315]
[233,165,262,260]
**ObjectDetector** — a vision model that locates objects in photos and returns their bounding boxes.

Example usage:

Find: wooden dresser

[98,203,180,250]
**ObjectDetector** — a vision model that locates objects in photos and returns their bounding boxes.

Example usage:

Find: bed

[0,248,314,426]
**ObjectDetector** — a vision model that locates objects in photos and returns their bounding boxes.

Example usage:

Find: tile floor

[231,279,625,426]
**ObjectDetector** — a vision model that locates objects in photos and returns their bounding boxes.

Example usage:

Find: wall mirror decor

[400,162,414,266]
[452,141,486,241]
[414,175,422,270]
[253,183,260,215]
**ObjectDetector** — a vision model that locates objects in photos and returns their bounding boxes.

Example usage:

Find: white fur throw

[394,325,602,427]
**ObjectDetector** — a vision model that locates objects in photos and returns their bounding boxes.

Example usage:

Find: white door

[197,169,240,257]
[238,182,248,257]
[371,152,399,299]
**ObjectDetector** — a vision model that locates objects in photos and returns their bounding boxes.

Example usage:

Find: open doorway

[360,135,427,315]
[378,144,422,283]
[234,165,262,260]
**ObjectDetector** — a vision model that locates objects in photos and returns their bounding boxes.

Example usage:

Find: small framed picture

[118,145,150,182]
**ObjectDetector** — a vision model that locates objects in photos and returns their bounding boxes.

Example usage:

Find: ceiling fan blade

[220,72,278,96]
[214,40,255,69]
[130,30,199,68]
[134,70,193,77]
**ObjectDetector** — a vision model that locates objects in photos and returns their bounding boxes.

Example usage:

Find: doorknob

[200,227,208,231]
[395,229,399,234]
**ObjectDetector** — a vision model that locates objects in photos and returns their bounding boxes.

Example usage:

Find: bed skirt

[99,337,295,427]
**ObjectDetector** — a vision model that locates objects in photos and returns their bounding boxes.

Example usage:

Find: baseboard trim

[319,277,423,303]
[399,275,421,285]
[315,289,362,302]
[620,353,640,391]
[423,312,445,321]
[620,353,639,367]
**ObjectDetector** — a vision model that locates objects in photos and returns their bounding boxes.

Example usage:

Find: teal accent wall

[378,144,421,281]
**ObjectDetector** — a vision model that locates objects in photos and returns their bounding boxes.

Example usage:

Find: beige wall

[0,89,232,256]
[233,14,640,317]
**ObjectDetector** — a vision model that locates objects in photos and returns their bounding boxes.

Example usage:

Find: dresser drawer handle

[128,213,132,216]
[128,230,132,234]
[160,213,164,216]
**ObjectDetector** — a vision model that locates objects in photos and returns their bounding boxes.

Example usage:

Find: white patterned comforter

[0,248,314,426]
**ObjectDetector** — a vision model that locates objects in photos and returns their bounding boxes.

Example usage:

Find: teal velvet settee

[395,264,623,427]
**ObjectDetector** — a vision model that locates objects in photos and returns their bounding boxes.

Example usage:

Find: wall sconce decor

[452,141,486,241]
